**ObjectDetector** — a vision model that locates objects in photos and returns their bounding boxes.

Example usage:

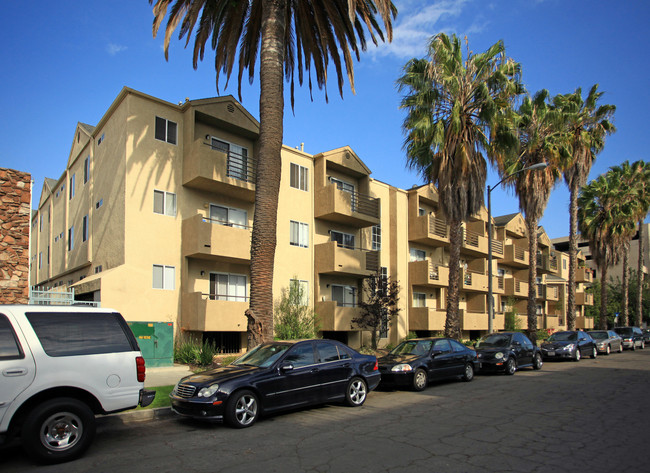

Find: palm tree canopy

[397,33,524,222]
[150,0,397,107]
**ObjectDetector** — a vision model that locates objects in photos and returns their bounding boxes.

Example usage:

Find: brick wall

[0,168,32,304]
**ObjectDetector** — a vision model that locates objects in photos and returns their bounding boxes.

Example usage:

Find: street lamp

[487,162,548,333]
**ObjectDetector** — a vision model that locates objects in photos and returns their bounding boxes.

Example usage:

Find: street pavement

[2,348,649,472]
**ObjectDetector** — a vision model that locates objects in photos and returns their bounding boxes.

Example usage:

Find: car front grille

[175,383,197,398]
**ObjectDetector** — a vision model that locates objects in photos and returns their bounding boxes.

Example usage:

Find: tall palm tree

[150,0,396,347]
[493,90,566,344]
[398,33,523,339]
[555,85,615,330]
[630,160,650,326]
[578,171,635,329]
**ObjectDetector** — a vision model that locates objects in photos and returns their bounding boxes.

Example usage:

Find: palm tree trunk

[247,1,286,348]
[600,264,608,330]
[621,244,629,326]
[566,182,578,330]
[526,216,538,346]
[445,218,462,339]
[637,220,644,327]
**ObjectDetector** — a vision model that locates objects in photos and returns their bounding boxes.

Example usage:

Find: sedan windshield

[548,332,577,342]
[589,331,608,340]
[390,340,433,356]
[476,333,511,348]
[232,343,291,368]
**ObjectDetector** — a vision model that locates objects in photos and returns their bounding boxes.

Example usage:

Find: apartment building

[30,87,593,358]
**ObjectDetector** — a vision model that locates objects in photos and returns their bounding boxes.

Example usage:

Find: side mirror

[280,362,294,373]
[431,349,442,357]
[512,341,521,347]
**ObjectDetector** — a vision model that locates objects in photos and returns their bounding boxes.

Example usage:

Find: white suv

[0,305,155,463]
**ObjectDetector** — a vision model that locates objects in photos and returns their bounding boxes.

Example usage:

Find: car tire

[641,341,645,350]
[618,343,623,353]
[591,347,597,359]
[462,363,474,382]
[225,390,259,429]
[412,369,428,391]
[532,353,543,370]
[631,343,636,351]
[504,357,516,375]
[605,345,611,355]
[573,349,581,361]
[21,397,96,464]
[345,377,368,407]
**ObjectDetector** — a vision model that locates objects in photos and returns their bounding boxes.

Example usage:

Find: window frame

[152,264,176,290]
[154,116,178,145]
[69,174,75,200]
[0,314,25,360]
[153,190,177,217]
[82,215,89,243]
[330,230,355,250]
[290,163,309,191]
[289,220,309,248]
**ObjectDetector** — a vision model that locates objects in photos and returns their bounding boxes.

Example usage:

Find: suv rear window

[26,312,139,357]
[0,314,24,360]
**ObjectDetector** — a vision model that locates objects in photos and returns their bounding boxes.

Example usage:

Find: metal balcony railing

[429,216,448,238]
[497,276,504,290]
[514,246,526,261]
[202,216,252,230]
[205,141,257,183]
[491,240,504,254]
[463,229,482,248]
[205,293,250,302]
[332,182,380,218]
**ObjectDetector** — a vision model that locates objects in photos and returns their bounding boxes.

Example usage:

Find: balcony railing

[491,239,504,256]
[205,142,257,183]
[332,183,380,219]
[514,246,526,261]
[429,217,448,239]
[463,229,482,248]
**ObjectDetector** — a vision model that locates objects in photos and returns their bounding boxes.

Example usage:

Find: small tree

[503,296,522,331]
[274,280,319,340]
[352,269,401,350]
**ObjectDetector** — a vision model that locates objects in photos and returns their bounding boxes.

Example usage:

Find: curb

[97,407,174,428]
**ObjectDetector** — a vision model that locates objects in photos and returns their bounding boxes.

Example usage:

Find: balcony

[576,291,594,306]
[490,239,505,259]
[545,285,560,301]
[181,292,248,331]
[183,139,256,202]
[575,316,594,329]
[537,253,559,274]
[576,267,594,283]
[315,183,380,227]
[504,278,528,297]
[492,276,505,295]
[461,269,488,293]
[182,214,251,263]
[315,241,379,277]
[316,301,362,331]
[409,214,449,247]
[409,260,449,287]
[409,307,446,331]
[461,310,500,331]
[461,229,488,257]
[502,244,529,267]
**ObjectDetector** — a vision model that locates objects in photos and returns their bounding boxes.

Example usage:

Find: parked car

[0,305,154,464]
[540,330,597,361]
[613,327,645,350]
[643,329,650,344]
[377,338,478,391]
[169,339,380,428]
[588,330,623,355]
[474,332,543,375]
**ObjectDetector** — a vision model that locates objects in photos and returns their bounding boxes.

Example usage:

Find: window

[563,259,567,270]
[536,304,543,315]
[209,204,246,228]
[69,174,75,199]
[330,230,355,249]
[413,292,426,308]
[210,137,249,181]
[38,252,42,269]
[290,279,309,305]
[153,265,175,290]
[155,116,177,144]
[210,273,247,301]
[372,225,381,251]
[410,248,426,262]
[290,163,309,191]
[450,339,467,353]
[290,221,309,248]
[332,285,356,307]
[284,343,315,368]
[25,312,137,357]
[95,265,103,274]
[316,341,343,363]
[153,190,177,216]
[97,133,105,146]
[418,208,427,216]
[330,177,356,211]
[0,314,24,360]
[68,226,74,251]
[84,156,90,184]
[39,215,43,232]
[82,215,89,242]
[433,339,451,353]
[96,199,103,209]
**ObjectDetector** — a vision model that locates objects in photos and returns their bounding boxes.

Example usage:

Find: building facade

[30,88,594,354]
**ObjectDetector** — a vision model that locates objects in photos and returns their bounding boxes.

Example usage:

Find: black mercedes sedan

[169,339,380,428]
[377,338,478,391]
[474,332,543,375]
[540,330,597,361]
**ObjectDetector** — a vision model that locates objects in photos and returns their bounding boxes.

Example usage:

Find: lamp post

[487,162,548,333]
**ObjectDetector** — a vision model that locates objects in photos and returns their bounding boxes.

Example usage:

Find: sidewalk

[144,363,193,388]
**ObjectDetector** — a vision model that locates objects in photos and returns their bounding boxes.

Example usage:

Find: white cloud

[106,43,127,56]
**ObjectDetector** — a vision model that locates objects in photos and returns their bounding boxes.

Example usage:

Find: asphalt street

[2,348,649,472]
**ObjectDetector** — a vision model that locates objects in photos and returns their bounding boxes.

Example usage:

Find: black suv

[474,332,543,375]
[614,326,645,350]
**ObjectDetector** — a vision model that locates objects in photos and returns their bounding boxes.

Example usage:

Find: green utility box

[128,321,174,367]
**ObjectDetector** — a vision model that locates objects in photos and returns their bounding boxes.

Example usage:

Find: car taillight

[136,356,146,382]
[373,360,378,371]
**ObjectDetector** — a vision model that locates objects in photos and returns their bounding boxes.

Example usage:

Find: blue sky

[1,0,648,239]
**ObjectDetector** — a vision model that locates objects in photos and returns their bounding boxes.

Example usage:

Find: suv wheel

[21,397,96,464]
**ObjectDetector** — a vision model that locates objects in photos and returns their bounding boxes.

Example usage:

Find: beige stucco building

[30,87,593,354]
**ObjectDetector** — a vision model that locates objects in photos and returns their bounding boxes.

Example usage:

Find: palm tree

[630,161,650,326]
[493,90,566,344]
[578,171,635,329]
[150,0,396,347]
[555,85,615,330]
[397,33,523,339]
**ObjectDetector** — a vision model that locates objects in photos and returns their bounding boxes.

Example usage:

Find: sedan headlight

[391,364,413,372]
[197,384,220,398]
[494,352,505,360]
[561,344,575,351]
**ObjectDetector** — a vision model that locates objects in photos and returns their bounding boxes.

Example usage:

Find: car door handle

[3,368,28,377]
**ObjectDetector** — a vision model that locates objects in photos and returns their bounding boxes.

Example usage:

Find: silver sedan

[588,330,623,355]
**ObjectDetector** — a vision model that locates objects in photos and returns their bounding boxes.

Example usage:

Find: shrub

[174,338,219,367]
[274,279,319,340]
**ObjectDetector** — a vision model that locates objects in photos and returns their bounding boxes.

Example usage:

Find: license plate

[546,351,555,356]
